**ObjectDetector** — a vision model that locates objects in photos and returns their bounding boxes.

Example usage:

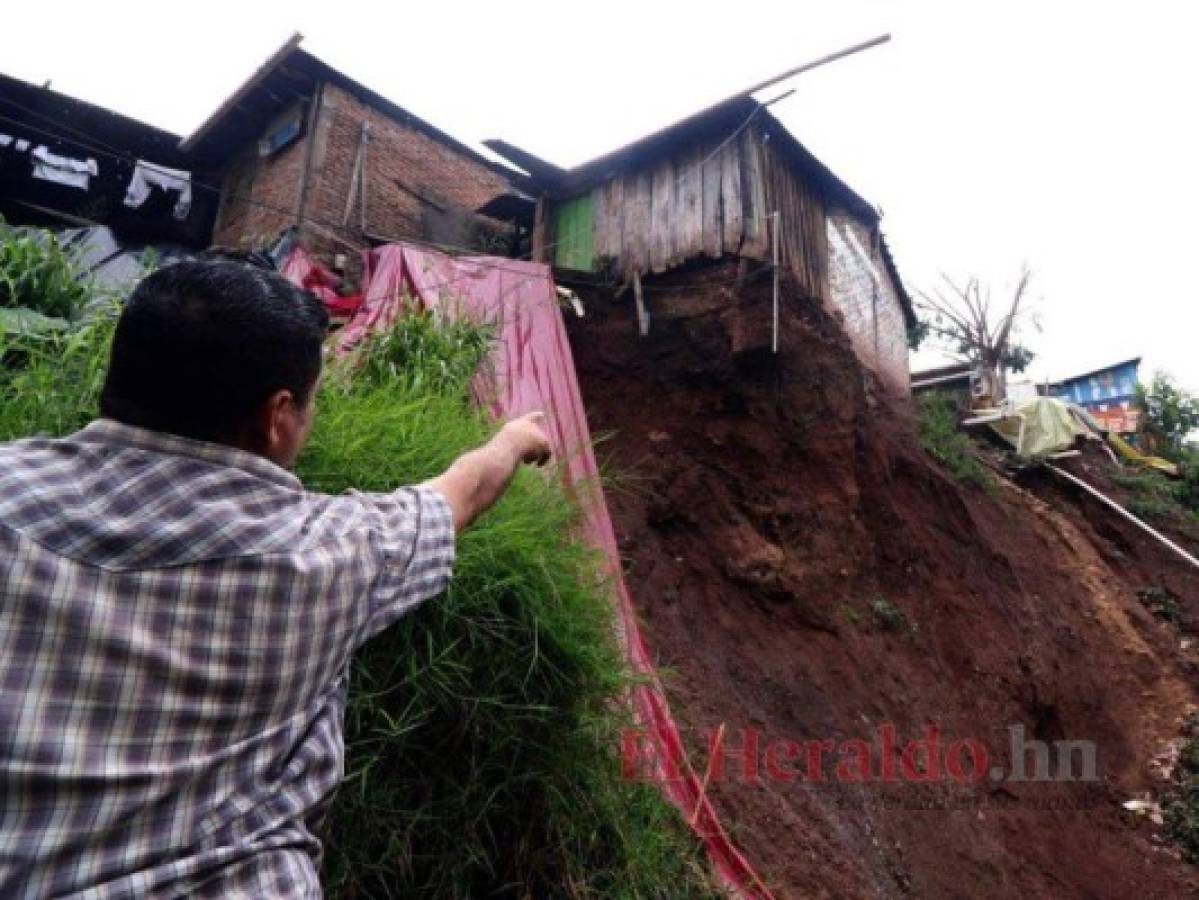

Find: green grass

[1166,737,1199,863]
[0,303,117,439]
[0,217,93,322]
[916,391,993,490]
[1174,452,1199,515]
[1112,467,1199,530]
[1135,586,1184,626]
[1127,495,1174,523]
[301,364,713,897]
[870,596,910,633]
[354,306,495,397]
[0,270,716,899]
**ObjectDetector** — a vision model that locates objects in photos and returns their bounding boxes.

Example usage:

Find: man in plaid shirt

[0,261,551,898]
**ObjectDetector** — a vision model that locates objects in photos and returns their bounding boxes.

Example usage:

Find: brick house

[181,35,529,272]
[826,204,911,395]
[489,98,915,394]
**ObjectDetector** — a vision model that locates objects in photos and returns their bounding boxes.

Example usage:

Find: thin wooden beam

[295,81,324,228]
[342,123,366,227]
[734,35,891,100]
[179,32,304,152]
[771,210,780,353]
[633,271,650,336]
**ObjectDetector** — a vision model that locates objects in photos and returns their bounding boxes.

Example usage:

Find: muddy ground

[566,265,1199,899]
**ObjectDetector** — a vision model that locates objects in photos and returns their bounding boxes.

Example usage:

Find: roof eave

[178,32,304,154]
[1053,357,1144,386]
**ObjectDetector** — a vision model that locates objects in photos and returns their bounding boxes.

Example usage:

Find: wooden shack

[489,98,915,394]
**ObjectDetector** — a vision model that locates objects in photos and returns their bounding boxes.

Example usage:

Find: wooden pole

[359,122,370,234]
[294,80,324,230]
[733,35,890,101]
[771,210,780,354]
[633,271,650,336]
[342,123,366,227]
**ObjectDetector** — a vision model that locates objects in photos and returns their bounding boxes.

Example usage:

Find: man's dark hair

[100,260,329,443]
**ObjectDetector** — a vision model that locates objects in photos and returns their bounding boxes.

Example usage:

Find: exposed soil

[566,264,1199,899]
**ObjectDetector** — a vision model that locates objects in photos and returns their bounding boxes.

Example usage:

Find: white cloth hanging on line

[0,134,32,152]
[30,146,97,190]
[124,160,192,220]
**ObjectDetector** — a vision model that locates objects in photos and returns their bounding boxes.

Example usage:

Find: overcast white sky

[4,1,1197,389]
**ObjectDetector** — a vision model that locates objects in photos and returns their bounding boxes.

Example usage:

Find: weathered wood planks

[564,120,829,298]
[649,157,675,272]
[675,145,704,268]
[700,137,723,259]
[719,135,743,254]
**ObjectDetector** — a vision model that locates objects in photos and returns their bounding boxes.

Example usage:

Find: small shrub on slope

[1166,737,1199,863]
[916,391,993,490]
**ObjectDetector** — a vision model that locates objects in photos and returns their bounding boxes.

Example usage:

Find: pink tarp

[296,243,771,899]
[280,247,362,318]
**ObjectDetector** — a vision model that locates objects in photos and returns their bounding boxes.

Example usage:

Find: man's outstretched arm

[423,411,552,532]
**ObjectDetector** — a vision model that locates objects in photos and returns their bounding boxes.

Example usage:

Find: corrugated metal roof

[1050,357,1142,388]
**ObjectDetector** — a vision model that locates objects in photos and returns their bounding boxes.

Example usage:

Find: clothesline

[1,129,191,219]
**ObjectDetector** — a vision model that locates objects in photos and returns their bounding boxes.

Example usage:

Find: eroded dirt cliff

[567,266,1199,899]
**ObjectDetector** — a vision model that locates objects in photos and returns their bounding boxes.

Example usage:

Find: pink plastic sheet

[313,243,772,899]
[280,247,363,317]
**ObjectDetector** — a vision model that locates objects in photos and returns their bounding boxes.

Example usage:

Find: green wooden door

[551,194,595,271]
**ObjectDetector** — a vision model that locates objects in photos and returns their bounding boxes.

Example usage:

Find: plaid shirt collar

[74,418,302,492]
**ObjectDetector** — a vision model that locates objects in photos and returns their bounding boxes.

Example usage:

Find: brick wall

[213,82,512,273]
[211,100,309,249]
[826,208,910,395]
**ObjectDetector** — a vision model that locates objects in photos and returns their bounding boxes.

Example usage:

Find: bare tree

[914,267,1036,403]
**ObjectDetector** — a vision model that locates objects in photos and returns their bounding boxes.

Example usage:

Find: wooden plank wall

[574,121,827,299]
[760,135,829,301]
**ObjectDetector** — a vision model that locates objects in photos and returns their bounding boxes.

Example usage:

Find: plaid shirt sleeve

[0,422,464,899]
[346,484,456,644]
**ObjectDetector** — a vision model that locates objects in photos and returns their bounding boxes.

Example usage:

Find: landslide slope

[568,270,1199,899]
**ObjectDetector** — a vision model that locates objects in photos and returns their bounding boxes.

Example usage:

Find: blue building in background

[1051,357,1141,433]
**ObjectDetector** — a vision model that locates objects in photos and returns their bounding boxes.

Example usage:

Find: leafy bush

[1165,738,1199,863]
[0,218,92,323]
[916,391,993,490]
[1136,373,1199,461]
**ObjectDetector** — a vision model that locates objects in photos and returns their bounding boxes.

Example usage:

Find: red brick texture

[211,107,309,251]
[825,208,910,396]
[212,82,511,271]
